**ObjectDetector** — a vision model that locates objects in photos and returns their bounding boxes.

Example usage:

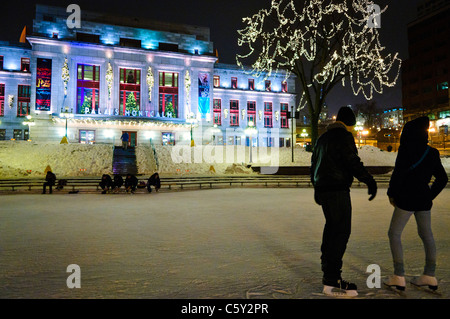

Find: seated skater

[147,172,161,193]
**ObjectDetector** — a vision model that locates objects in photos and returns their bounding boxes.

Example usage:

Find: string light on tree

[236,0,401,145]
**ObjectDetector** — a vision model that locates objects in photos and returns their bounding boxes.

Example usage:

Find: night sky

[1,0,423,115]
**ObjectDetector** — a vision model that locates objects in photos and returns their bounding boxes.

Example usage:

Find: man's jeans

[388,206,436,276]
[317,190,352,282]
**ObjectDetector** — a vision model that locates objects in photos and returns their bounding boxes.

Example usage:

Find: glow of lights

[106,63,113,99]
[185,70,191,113]
[236,0,401,109]
[62,57,70,96]
[147,66,154,102]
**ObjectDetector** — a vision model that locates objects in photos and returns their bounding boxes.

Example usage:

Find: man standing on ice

[311,106,377,297]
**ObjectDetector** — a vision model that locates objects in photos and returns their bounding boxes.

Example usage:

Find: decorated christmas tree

[126,93,139,114]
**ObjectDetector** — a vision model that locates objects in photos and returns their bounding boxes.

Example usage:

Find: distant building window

[437,81,449,90]
[158,42,179,52]
[79,130,95,144]
[0,83,4,116]
[0,129,5,140]
[162,132,175,146]
[77,64,100,114]
[230,100,239,126]
[265,80,271,91]
[17,85,31,117]
[213,75,220,87]
[231,77,237,89]
[213,98,221,125]
[247,101,256,124]
[21,58,30,72]
[280,103,289,128]
[281,81,288,93]
[120,68,141,116]
[119,38,141,48]
[264,102,273,128]
[248,79,254,90]
[13,129,23,140]
[76,32,100,43]
[159,72,179,118]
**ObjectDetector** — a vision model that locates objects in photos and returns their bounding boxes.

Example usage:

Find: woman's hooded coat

[387,116,448,211]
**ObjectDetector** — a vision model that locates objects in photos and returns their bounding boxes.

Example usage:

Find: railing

[0,175,404,193]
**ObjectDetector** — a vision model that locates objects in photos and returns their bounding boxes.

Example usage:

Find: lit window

[231,77,237,89]
[213,99,221,125]
[79,130,95,144]
[248,79,254,90]
[21,58,30,72]
[230,100,239,126]
[264,102,273,128]
[213,75,220,88]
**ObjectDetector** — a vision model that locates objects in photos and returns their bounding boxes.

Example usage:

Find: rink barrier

[0,175,448,193]
[0,175,412,193]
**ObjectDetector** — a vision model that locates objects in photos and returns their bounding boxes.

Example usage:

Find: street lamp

[60,107,74,144]
[22,115,35,141]
[245,120,257,163]
[300,129,308,146]
[355,122,363,148]
[186,112,198,147]
[211,124,221,145]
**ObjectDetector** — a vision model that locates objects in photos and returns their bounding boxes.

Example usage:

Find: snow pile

[1,141,449,178]
[224,163,254,174]
[142,144,399,176]
[357,145,397,166]
[0,141,113,178]
[140,145,261,175]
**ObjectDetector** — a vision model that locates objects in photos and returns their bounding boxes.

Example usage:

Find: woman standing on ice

[385,116,448,292]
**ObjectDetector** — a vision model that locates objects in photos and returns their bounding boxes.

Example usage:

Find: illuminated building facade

[0,5,296,147]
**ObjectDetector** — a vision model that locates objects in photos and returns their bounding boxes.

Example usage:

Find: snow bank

[142,144,399,176]
[1,142,449,178]
[0,141,113,178]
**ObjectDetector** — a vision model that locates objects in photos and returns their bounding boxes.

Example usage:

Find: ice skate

[322,279,358,297]
[383,275,406,291]
[410,275,439,292]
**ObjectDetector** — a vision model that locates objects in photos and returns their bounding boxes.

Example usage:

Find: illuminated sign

[198,72,210,118]
[35,58,52,111]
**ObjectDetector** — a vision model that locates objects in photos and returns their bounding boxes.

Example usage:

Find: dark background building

[402,0,450,123]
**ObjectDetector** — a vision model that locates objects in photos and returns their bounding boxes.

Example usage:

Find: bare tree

[236,0,401,146]
[354,100,379,128]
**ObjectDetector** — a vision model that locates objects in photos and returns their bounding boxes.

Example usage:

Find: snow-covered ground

[0,188,448,299]
[1,141,450,178]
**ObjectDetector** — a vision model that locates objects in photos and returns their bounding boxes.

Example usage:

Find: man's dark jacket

[311,122,376,193]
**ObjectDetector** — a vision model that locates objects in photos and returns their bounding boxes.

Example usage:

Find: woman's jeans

[388,206,436,276]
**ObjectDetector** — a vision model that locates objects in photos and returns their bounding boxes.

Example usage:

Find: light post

[300,129,308,147]
[60,107,74,144]
[355,122,363,148]
[186,112,198,147]
[211,124,220,145]
[22,115,35,141]
[245,121,257,163]
[362,130,369,146]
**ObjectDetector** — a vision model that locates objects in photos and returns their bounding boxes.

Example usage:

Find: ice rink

[0,187,448,299]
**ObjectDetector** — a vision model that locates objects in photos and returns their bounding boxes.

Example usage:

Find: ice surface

[0,188,448,299]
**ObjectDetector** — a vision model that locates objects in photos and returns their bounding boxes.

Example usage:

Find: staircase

[112,147,138,175]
